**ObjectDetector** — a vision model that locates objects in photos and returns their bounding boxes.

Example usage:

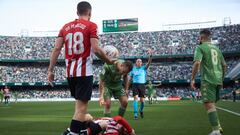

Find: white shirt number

[66,32,84,55]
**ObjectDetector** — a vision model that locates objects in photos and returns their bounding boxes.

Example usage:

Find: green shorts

[104,86,126,99]
[200,81,221,103]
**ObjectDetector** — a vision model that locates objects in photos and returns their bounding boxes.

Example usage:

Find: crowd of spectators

[155,87,194,98]
[0,59,238,83]
[0,25,240,59]
[149,59,239,80]
[12,88,99,99]
[10,84,239,99]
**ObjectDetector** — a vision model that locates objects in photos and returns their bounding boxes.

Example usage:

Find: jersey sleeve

[89,23,98,39]
[113,116,133,134]
[193,46,203,62]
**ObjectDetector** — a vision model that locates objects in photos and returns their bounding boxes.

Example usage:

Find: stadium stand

[0,25,239,59]
[0,25,240,100]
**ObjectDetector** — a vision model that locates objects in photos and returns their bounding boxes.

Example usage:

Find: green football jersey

[194,42,226,85]
[147,84,154,91]
[147,84,154,95]
[0,91,3,100]
[99,60,124,89]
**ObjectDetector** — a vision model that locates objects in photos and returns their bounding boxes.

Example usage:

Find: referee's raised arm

[145,48,153,69]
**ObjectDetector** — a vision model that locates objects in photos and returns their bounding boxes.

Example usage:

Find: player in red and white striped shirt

[93,116,136,135]
[63,115,136,135]
[48,1,113,135]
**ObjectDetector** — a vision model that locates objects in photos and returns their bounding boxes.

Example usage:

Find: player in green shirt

[146,81,160,104]
[191,29,227,135]
[0,89,3,104]
[99,60,133,117]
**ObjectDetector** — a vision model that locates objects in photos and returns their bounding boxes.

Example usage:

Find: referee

[129,49,153,119]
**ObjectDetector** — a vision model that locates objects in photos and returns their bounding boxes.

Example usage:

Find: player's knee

[105,102,111,109]
[74,111,86,120]
[204,102,215,110]
[121,100,128,108]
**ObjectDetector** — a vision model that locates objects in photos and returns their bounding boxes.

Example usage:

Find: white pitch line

[216,106,240,117]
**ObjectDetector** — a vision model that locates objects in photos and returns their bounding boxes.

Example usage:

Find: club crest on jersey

[65,26,71,31]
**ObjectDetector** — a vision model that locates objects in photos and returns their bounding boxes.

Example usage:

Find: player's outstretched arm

[91,38,113,65]
[48,37,64,83]
[191,61,201,90]
[153,83,161,87]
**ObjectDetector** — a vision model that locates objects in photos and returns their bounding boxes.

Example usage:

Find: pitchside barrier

[7,97,185,102]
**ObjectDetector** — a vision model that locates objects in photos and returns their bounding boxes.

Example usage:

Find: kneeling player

[92,115,136,135]
[99,60,133,117]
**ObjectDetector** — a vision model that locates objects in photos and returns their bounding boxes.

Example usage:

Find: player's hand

[147,48,153,56]
[111,59,118,65]
[47,71,54,87]
[85,113,93,121]
[190,80,196,90]
[220,85,223,90]
[130,129,136,135]
[99,97,106,106]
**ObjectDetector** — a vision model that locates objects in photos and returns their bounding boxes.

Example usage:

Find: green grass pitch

[0,101,240,135]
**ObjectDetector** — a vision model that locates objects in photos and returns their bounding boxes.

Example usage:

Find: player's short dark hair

[77,1,92,15]
[200,29,211,37]
[123,60,133,72]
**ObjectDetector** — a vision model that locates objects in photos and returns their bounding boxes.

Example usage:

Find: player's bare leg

[70,100,89,134]
[150,96,153,104]
[104,98,111,117]
[4,97,7,105]
[204,102,223,134]
[118,95,128,117]
[133,95,139,119]
[148,96,150,104]
[140,97,145,118]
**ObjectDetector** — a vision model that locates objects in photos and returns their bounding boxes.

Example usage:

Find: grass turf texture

[0,101,239,135]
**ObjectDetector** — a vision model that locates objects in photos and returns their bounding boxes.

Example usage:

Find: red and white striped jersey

[58,19,98,77]
[94,116,133,135]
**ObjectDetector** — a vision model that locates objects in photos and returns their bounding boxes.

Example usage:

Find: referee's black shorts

[132,83,146,98]
[67,76,93,101]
